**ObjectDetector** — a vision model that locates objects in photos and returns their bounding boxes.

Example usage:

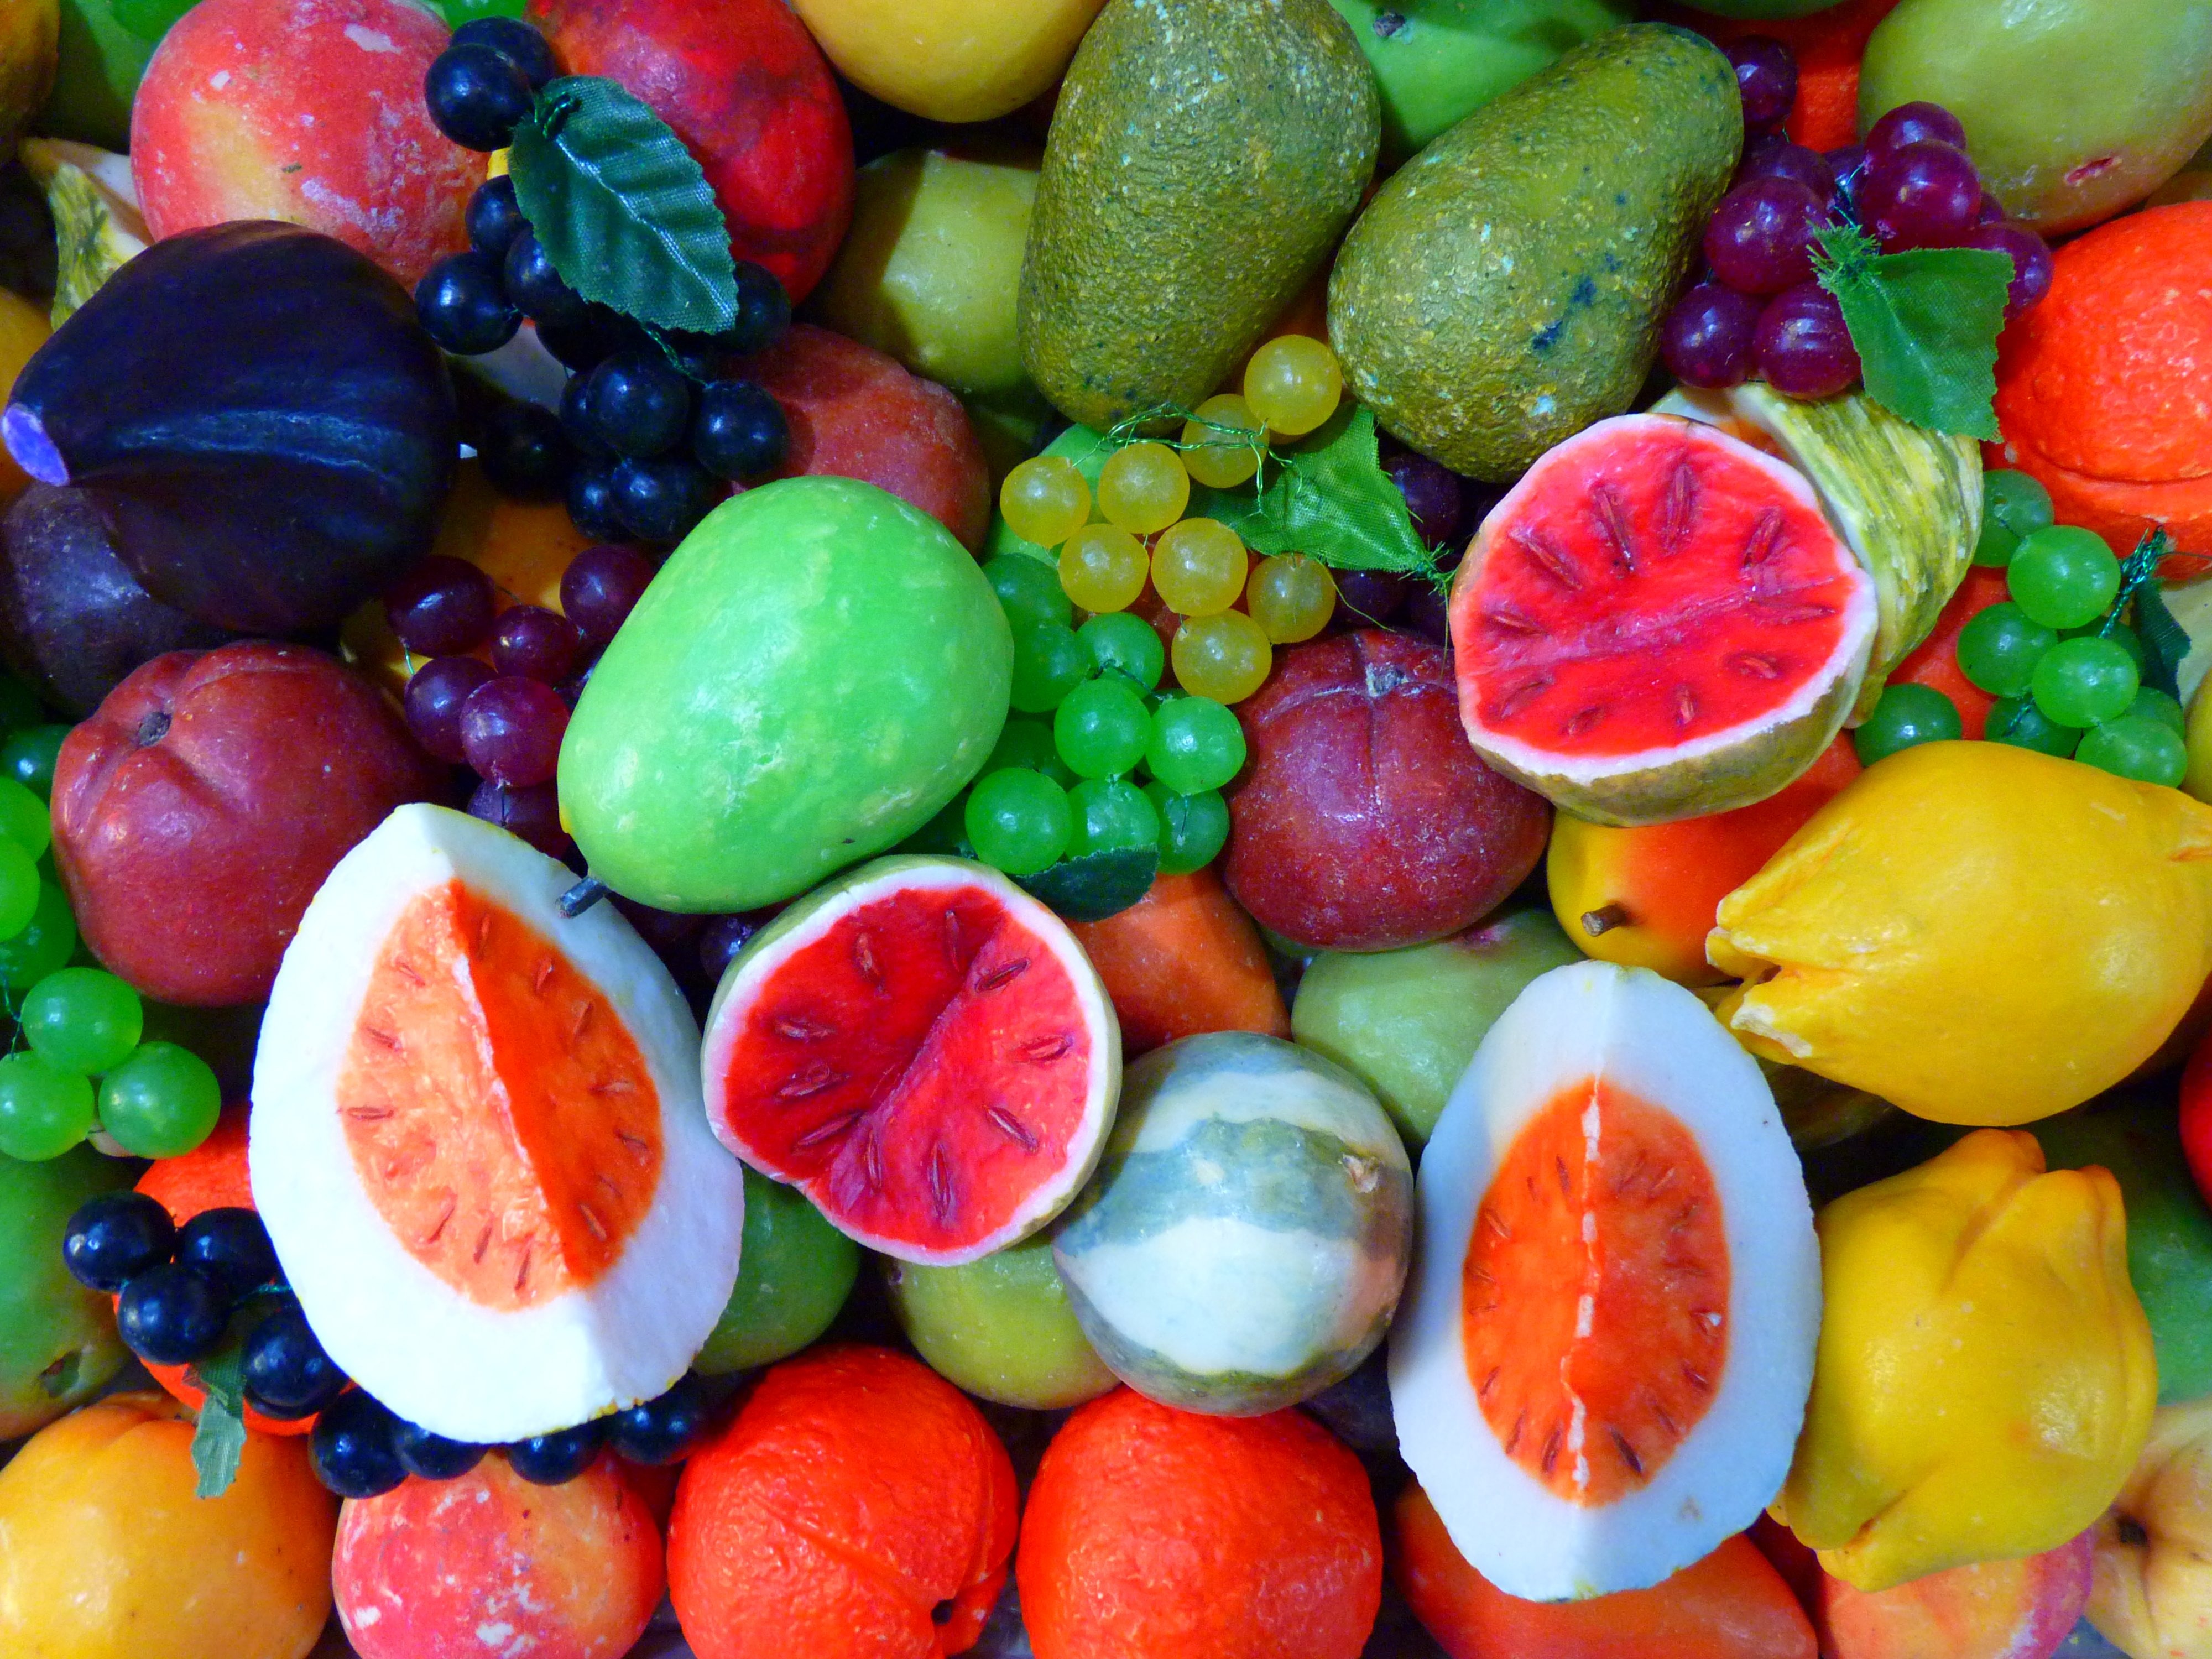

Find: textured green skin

[1019,0,1379,431]
[886,1234,1117,1409]
[1862,0,2212,234]
[692,1167,858,1375]
[1328,24,1739,482]
[1327,0,1633,159]
[561,478,1011,911]
[0,1144,133,1438]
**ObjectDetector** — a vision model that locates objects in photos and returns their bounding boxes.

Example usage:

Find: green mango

[0,1145,134,1438]
[2036,1094,2212,1405]
[560,477,1013,912]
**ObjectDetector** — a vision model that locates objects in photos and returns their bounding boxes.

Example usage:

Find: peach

[1815,1532,2094,1659]
[334,1452,665,1659]
[740,323,992,551]
[131,0,476,288]
[2090,1396,2212,1659]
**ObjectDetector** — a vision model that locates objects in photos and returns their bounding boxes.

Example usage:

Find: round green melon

[560,477,1014,912]
[1051,1031,1413,1416]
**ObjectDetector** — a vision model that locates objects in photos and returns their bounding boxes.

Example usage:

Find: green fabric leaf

[508,76,737,336]
[1018,846,1158,922]
[187,1340,248,1501]
[1814,223,2011,442]
[2113,531,2188,700]
[1223,406,1440,579]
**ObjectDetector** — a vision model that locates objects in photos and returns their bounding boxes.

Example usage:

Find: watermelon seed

[1728,652,1783,680]
[1672,685,1698,728]
[943,909,963,966]
[776,1062,848,1100]
[532,957,556,993]
[1580,904,1630,938]
[1553,1155,1571,1199]
[596,1173,622,1199]
[1650,1166,1677,1197]
[1483,1209,1511,1242]
[985,1107,1037,1152]
[475,910,493,951]
[424,1194,456,1245]
[616,1130,650,1159]
[1658,460,1700,552]
[1682,1363,1712,1393]
[1589,484,1637,575]
[1561,706,1606,738]
[1540,1422,1563,1475]
[514,1240,534,1293]
[1478,1366,1501,1400]
[1609,1150,1648,1194]
[1493,675,1553,721]
[343,1104,395,1121]
[1647,1391,1679,1438]
[772,1015,834,1041]
[577,1201,607,1242]
[1671,1199,1702,1232]
[361,1024,401,1051]
[1609,1426,1644,1478]
[1019,1032,1073,1063]
[587,1077,637,1097]
[852,931,883,991]
[927,1146,956,1227]
[393,958,424,986]
[863,1134,885,1191]
[794,1112,862,1151]
[472,1222,494,1264]
[1739,508,1786,569]
[1483,604,1542,636]
[1513,525,1584,591]
[571,1003,594,1040]
[1505,1410,1526,1454]
[1752,598,1837,627]
[974,958,1030,993]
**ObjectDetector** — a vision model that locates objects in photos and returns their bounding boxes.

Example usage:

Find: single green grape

[0,838,39,940]
[1973,471,2055,568]
[1985,695,2083,758]
[1181,394,1264,490]
[2007,526,2121,630]
[1150,519,1246,617]
[0,675,41,734]
[1079,612,1165,691]
[964,769,1073,878]
[22,967,145,1076]
[1146,696,1247,794]
[0,775,50,860]
[97,1041,223,1159]
[1244,336,1343,436]
[1067,778,1161,858]
[2068,621,2146,672]
[0,1051,96,1161]
[2127,686,2187,734]
[1853,684,1962,766]
[1954,602,2055,698]
[1,727,67,801]
[1009,621,1092,713]
[988,718,1077,786]
[1058,525,1148,615]
[2077,715,2188,787]
[2031,635,2139,728]
[0,881,76,990]
[1246,555,1335,644]
[985,554,1074,632]
[1145,784,1230,875]
[1000,456,1092,550]
[1053,680,1152,780]
[1095,442,1189,536]
[1171,613,1272,705]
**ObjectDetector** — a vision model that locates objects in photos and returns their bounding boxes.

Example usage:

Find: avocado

[1328,23,1738,482]
[1019,0,1380,431]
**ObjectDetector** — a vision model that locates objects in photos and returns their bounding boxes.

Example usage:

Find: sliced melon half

[251,804,744,1445]
[1389,960,1819,1602]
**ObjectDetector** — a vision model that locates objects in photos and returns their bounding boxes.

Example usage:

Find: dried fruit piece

[702,855,1119,1266]
[1449,414,1877,825]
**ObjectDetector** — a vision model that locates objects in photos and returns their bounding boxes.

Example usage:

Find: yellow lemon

[1710,740,2212,1126]
[791,0,1105,123]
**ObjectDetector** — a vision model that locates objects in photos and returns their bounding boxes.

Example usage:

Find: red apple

[1226,629,1550,952]
[530,0,852,304]
[1815,1531,2093,1659]
[53,641,444,1006]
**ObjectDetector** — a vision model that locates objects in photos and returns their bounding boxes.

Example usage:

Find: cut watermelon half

[1449,414,1877,826]
[702,855,1121,1266]
[250,805,745,1446]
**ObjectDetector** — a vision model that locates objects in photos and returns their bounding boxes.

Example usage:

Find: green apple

[38,0,159,153]
[885,1233,1115,1410]
[1291,907,1580,1146]
[692,1167,859,1375]
[0,1144,133,1438]
[813,146,1040,398]
[1326,0,1634,159]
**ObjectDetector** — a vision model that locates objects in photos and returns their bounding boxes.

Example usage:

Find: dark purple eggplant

[2,221,456,634]
[0,484,244,715]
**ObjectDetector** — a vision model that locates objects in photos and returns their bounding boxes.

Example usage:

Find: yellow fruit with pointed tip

[791,0,1105,122]
[1776,1130,2156,1594]
[1710,741,2212,1126]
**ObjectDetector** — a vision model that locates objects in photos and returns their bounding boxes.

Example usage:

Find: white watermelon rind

[700,854,1121,1267]
[251,804,747,1446]
[1389,961,1821,1603]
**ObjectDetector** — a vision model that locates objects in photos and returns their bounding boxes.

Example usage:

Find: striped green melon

[1656,384,1982,721]
[1051,1031,1413,1416]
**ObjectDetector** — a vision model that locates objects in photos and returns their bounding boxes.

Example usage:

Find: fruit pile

[4,2,2212,1659]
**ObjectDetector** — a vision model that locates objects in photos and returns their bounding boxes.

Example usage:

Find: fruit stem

[1580,904,1631,938]
[557,876,608,917]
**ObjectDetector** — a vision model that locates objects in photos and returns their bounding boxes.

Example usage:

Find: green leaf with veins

[1813,222,2012,441]
[1219,405,1443,582]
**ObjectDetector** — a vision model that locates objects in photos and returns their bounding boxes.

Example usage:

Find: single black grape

[424,43,534,153]
[414,251,519,355]
[312,1391,407,1499]
[405,654,497,765]
[559,543,657,644]
[1382,450,1462,548]
[242,1304,348,1418]
[450,15,556,88]
[503,230,589,329]
[566,465,628,542]
[1332,569,1406,626]
[1726,35,1797,133]
[63,1191,176,1292]
[607,1374,718,1465]
[506,1420,603,1485]
[491,603,584,683]
[698,912,765,983]
[478,400,573,502]
[393,1418,488,1481]
[559,373,613,461]
[729,260,792,355]
[467,778,570,860]
[175,1207,278,1302]
[690,380,787,480]
[586,348,692,458]
[386,555,496,656]
[466,175,528,262]
[117,1262,228,1366]
[613,456,718,545]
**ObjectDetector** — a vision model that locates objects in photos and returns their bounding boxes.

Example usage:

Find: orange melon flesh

[337,879,664,1311]
[1461,1078,1729,1506]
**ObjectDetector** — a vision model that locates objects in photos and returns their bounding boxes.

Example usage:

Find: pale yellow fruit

[0,0,56,151]
[2093,1396,2212,1659]
[792,0,1105,122]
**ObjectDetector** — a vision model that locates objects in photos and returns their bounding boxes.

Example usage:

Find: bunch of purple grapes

[1661,39,2056,401]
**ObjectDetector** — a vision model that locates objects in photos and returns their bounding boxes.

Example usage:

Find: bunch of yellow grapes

[997,337,1349,706]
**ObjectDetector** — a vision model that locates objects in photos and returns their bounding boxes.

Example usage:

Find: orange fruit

[1016,1386,1381,1659]
[667,1344,1017,1659]
[1888,566,2009,739]
[1067,868,1290,1055]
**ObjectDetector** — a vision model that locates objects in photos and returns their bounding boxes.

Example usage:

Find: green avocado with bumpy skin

[1328,23,1740,482]
[1019,0,1380,431]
